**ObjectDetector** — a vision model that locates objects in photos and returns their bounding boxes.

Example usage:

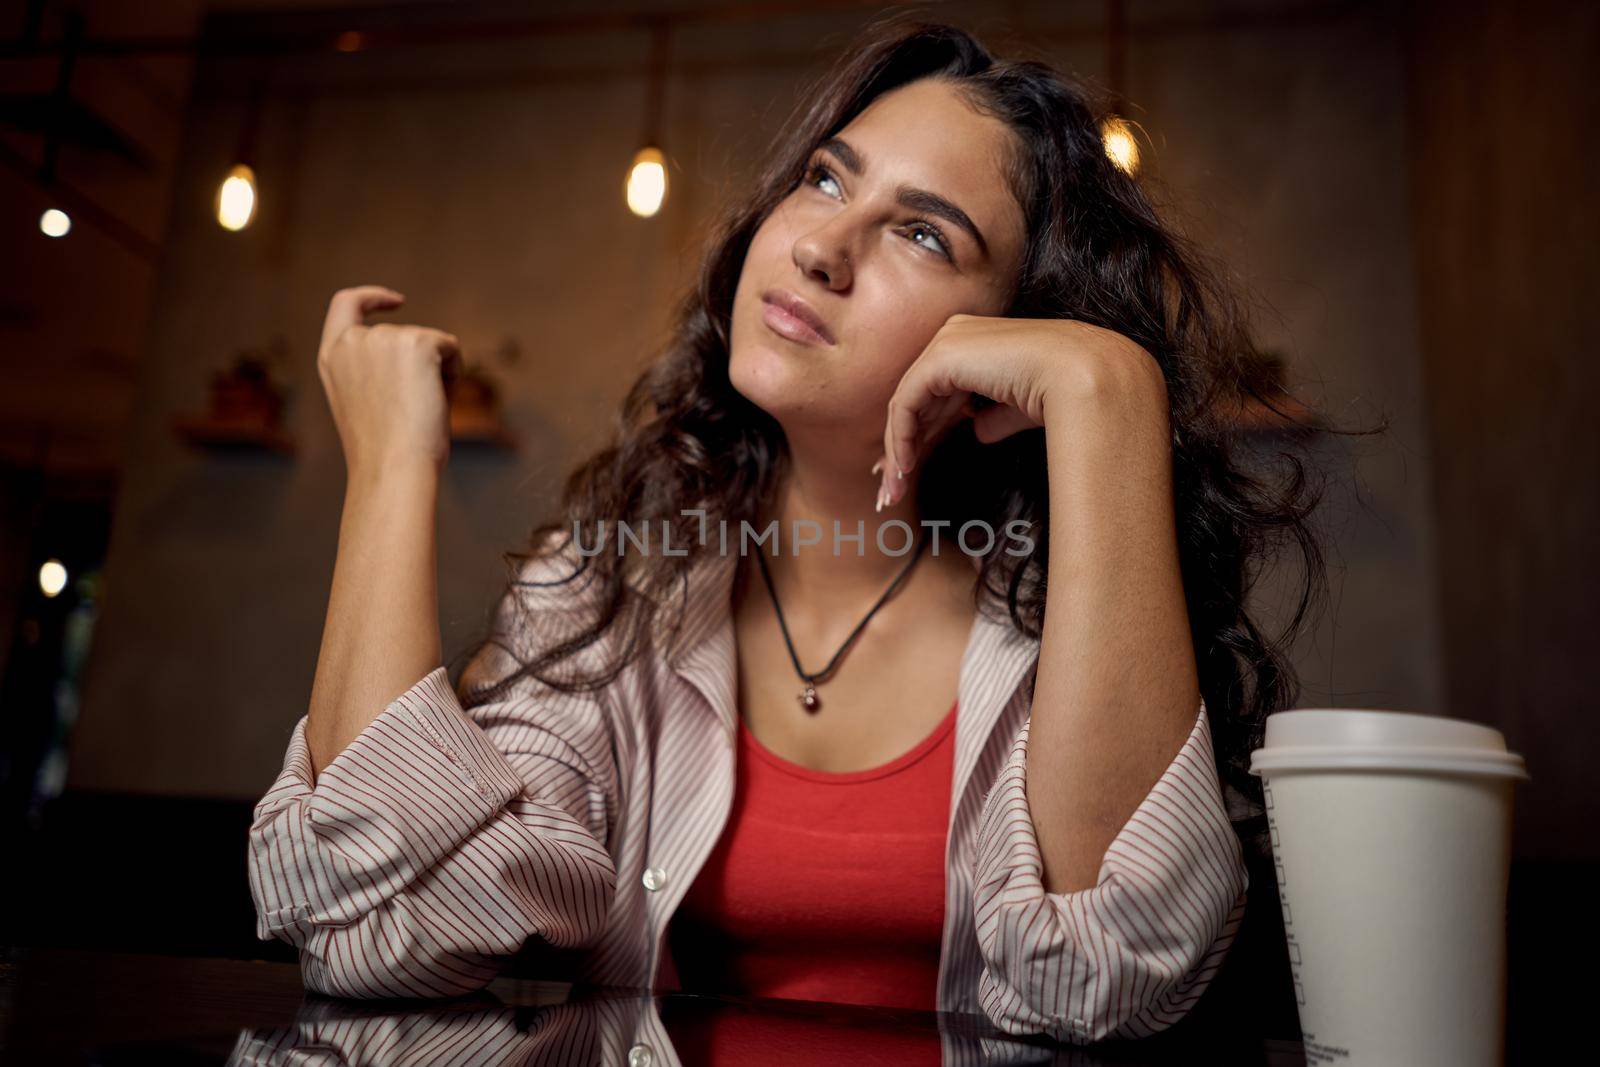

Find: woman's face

[728,77,1029,460]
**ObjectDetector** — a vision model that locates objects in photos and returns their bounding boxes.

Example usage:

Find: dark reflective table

[0,946,1306,1065]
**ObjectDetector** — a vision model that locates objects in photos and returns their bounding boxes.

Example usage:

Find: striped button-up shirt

[247,538,1249,1046]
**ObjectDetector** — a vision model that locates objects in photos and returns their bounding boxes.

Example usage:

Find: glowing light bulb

[39,559,67,598]
[40,208,71,237]
[216,163,258,231]
[625,146,668,217]
[1101,117,1140,175]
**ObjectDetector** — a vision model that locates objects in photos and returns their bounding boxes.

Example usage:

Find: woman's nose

[793,228,853,290]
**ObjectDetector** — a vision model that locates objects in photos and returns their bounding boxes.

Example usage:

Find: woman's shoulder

[505,527,611,616]
[459,529,638,693]
[463,524,735,701]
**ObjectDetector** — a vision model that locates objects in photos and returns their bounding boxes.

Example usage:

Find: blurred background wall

[20,0,1450,796]
[0,0,1593,1049]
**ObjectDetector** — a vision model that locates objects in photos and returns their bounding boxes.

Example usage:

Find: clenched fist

[316,286,461,480]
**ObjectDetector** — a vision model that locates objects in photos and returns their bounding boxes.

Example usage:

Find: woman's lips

[760,294,834,347]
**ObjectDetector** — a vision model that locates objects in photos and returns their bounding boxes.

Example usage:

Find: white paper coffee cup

[1249,709,1528,1066]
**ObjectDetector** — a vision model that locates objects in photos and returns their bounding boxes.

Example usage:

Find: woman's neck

[762,448,916,582]
[738,449,972,627]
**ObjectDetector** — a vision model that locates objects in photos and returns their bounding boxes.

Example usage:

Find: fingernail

[875,486,885,513]
[870,458,883,477]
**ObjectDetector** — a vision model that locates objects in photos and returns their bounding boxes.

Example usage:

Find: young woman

[248,18,1328,1045]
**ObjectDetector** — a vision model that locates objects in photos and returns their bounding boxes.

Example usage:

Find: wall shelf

[449,422,518,450]
[446,368,517,451]
[172,414,295,455]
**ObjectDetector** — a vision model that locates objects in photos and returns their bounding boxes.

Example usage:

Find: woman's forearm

[305,465,443,778]
[1024,372,1202,895]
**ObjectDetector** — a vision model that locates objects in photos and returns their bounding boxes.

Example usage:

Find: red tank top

[666,697,958,1015]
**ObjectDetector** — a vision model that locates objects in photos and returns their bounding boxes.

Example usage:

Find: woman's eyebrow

[818,136,990,259]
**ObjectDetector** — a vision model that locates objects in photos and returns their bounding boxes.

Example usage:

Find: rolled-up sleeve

[247,653,620,999]
[972,700,1249,1044]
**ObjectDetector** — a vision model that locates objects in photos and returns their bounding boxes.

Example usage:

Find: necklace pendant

[799,685,820,711]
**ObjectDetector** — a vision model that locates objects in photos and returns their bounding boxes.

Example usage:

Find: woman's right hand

[317,285,461,482]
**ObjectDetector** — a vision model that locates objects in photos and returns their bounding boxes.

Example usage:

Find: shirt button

[641,866,667,892]
[628,1044,654,1067]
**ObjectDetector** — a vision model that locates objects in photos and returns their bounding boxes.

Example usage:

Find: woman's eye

[805,162,842,199]
[905,222,950,260]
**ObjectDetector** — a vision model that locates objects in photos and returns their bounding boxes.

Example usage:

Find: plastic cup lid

[1248,708,1529,780]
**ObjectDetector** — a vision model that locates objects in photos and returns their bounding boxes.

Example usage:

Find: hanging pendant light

[216,163,258,231]
[217,76,265,231]
[36,15,74,238]
[625,18,672,218]
[36,108,71,236]
[39,207,71,237]
[626,146,668,217]
[1101,115,1140,175]
[1099,0,1140,176]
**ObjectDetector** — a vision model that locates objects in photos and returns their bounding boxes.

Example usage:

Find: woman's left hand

[874,313,1166,509]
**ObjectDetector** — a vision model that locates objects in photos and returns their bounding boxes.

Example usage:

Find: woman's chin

[729,343,812,408]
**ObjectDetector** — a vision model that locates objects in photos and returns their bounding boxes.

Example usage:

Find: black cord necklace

[754,531,928,711]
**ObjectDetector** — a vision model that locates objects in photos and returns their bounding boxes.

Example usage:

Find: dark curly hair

[451,14,1369,863]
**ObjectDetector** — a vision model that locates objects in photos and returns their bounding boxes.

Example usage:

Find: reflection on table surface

[1,946,1306,1065]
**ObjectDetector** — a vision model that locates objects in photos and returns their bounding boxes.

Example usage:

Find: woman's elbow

[292,848,620,1000]
[296,910,509,1001]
